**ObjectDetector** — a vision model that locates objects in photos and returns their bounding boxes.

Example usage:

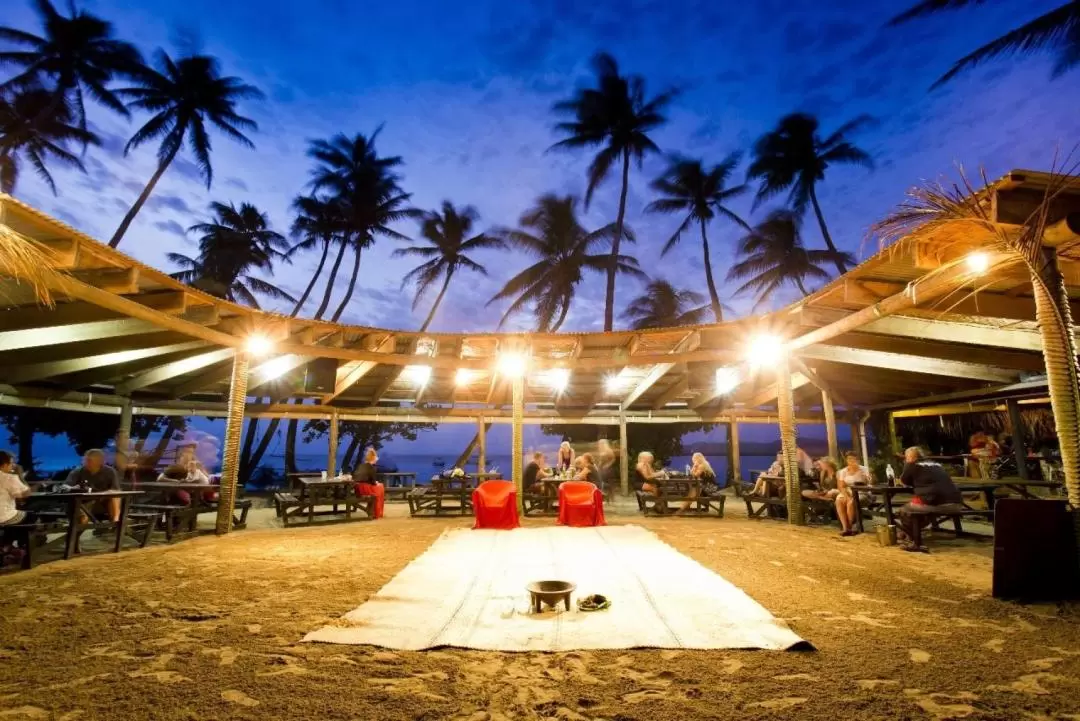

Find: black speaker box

[303,358,338,394]
[992,499,1080,601]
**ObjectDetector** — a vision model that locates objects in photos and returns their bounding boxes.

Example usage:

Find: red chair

[557,481,606,527]
[473,480,519,530]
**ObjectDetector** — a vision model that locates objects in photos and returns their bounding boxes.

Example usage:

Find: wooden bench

[743,494,836,524]
[274,492,301,519]
[203,498,253,529]
[132,503,198,542]
[408,485,473,517]
[904,505,995,549]
[636,488,725,517]
[277,491,373,526]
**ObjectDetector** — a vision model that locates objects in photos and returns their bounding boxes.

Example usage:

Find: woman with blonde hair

[352,447,385,519]
[573,453,601,485]
[680,452,719,512]
[557,441,575,472]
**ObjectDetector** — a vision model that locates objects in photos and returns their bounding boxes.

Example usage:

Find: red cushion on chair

[473,480,519,530]
[557,481,606,527]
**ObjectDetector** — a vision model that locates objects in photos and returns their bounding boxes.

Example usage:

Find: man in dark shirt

[524,452,550,495]
[65,449,121,521]
[897,447,964,551]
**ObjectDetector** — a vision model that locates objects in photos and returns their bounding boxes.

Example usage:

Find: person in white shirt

[835,452,872,537]
[0,450,31,526]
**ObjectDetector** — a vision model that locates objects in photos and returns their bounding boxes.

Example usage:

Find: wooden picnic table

[523,476,566,516]
[378,471,418,488]
[284,477,365,525]
[28,490,142,560]
[409,476,476,516]
[849,481,1005,531]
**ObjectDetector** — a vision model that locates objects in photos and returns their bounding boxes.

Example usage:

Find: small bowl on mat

[527,580,576,613]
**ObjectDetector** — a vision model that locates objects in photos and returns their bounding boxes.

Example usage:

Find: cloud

[153,219,188,239]
[146,194,192,214]
[225,177,249,191]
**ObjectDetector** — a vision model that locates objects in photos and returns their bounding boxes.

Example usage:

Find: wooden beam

[788,357,855,409]
[741,373,810,409]
[3,340,207,383]
[797,344,1019,383]
[324,333,396,402]
[69,267,139,293]
[0,306,220,352]
[800,308,1043,352]
[115,348,236,394]
[620,331,700,411]
[652,375,689,409]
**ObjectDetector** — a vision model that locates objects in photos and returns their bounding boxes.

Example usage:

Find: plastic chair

[557,481,606,527]
[472,480,519,530]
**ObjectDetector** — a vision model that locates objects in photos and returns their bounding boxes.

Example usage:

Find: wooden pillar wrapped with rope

[776,357,804,525]
[327,409,339,477]
[822,391,838,460]
[511,375,525,514]
[116,398,133,470]
[216,351,249,535]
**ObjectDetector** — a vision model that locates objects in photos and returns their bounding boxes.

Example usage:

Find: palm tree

[286,195,340,317]
[168,201,294,308]
[747,112,874,274]
[889,1,1080,86]
[0,86,97,193]
[109,50,262,248]
[489,194,644,331]
[305,130,416,322]
[0,0,142,134]
[550,52,675,331]
[727,210,853,309]
[623,280,711,330]
[646,154,749,321]
[395,202,505,332]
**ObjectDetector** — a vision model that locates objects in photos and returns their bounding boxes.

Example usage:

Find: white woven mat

[304,525,810,651]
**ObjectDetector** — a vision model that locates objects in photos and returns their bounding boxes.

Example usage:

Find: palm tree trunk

[341,434,362,473]
[807,184,849,275]
[15,413,34,477]
[238,416,260,482]
[550,300,571,332]
[246,418,282,481]
[289,239,331,317]
[419,271,453,332]
[1032,248,1080,508]
[109,144,180,248]
[795,278,810,296]
[148,416,183,465]
[314,240,348,319]
[699,218,723,322]
[605,152,632,332]
[330,246,362,322]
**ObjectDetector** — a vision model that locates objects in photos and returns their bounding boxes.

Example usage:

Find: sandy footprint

[983,639,1005,653]
[0,708,50,719]
[718,658,744,675]
[989,673,1066,695]
[773,673,817,681]
[796,575,819,584]
[622,689,670,704]
[748,697,807,710]
[769,560,784,567]
[856,679,899,690]
[914,692,979,720]
[909,649,932,663]
[1027,658,1063,671]
[221,690,260,708]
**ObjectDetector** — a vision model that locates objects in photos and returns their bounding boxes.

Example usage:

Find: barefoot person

[65,449,121,522]
[680,452,719,512]
[836,452,871,537]
[352,448,385,519]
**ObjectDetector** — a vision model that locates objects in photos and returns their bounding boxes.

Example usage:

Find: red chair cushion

[473,480,519,530]
[557,481,606,527]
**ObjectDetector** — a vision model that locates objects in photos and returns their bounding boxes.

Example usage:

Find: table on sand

[29,489,142,559]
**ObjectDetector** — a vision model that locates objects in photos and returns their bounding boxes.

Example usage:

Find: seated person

[524,451,551,494]
[802,458,840,500]
[897,446,964,552]
[157,464,193,505]
[65,449,121,522]
[352,447,385,519]
[835,452,871,537]
[751,452,783,496]
[634,452,658,495]
[680,452,719,512]
[573,453,601,486]
[796,446,816,481]
[0,450,31,527]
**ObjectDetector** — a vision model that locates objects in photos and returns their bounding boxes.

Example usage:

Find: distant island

[683,435,836,458]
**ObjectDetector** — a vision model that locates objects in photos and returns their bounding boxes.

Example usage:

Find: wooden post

[777,358,804,525]
[729,421,741,486]
[216,351,249,535]
[822,391,838,460]
[116,398,132,470]
[849,421,859,456]
[887,412,899,457]
[512,375,524,513]
[477,415,486,474]
[858,413,870,467]
[1006,399,1029,480]
[619,413,629,496]
[327,409,339,477]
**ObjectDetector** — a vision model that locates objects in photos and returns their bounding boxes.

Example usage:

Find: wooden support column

[216,352,250,535]
[887,412,900,457]
[619,413,629,496]
[512,375,524,513]
[777,358,804,525]
[327,409,339,477]
[849,421,860,456]
[477,416,486,473]
[1006,399,1029,480]
[116,398,133,470]
[823,391,838,461]
[729,421,741,486]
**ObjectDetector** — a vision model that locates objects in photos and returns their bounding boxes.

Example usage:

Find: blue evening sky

[5,0,1076,462]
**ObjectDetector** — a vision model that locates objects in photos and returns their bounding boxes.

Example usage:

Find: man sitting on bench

[897,446,964,553]
[65,449,121,522]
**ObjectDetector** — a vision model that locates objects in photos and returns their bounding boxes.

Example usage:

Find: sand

[1,503,1079,720]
